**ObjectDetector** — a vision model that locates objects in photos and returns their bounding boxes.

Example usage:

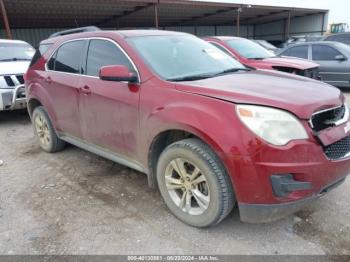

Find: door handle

[80,85,91,95]
[45,76,52,84]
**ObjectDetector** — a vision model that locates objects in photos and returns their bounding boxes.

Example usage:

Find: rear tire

[32,106,65,153]
[156,138,235,227]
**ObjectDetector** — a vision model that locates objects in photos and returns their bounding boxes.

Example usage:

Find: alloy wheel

[35,114,50,146]
[164,158,210,216]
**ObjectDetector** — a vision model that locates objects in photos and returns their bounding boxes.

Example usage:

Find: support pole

[285,10,291,40]
[236,8,241,36]
[321,12,326,35]
[154,3,159,29]
[0,0,12,39]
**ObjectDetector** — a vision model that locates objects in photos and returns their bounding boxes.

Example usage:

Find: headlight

[236,105,308,146]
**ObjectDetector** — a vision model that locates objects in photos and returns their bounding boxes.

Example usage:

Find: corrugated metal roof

[0,0,328,29]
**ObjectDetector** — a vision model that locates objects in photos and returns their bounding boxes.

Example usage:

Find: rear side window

[312,45,342,61]
[48,40,85,74]
[85,39,134,77]
[30,43,53,67]
[282,45,308,59]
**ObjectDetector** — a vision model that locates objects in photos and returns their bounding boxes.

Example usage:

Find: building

[0,0,328,47]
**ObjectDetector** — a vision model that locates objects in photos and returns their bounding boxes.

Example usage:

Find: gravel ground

[0,92,350,255]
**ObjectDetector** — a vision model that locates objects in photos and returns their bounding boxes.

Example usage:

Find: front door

[78,39,141,157]
[311,44,350,87]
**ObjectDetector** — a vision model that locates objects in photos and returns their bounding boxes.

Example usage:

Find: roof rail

[49,26,101,38]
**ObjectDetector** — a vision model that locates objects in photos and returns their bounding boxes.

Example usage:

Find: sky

[199,0,350,25]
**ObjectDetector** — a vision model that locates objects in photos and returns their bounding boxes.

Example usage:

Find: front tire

[156,138,235,227]
[32,106,65,153]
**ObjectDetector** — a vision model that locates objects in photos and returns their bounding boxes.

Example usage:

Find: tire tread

[160,138,235,227]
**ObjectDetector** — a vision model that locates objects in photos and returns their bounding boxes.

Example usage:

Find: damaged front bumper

[238,176,347,223]
[0,85,27,111]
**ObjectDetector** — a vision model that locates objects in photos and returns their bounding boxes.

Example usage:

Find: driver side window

[85,39,135,77]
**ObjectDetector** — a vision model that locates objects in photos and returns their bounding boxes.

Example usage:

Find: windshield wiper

[167,74,215,82]
[0,58,31,62]
[167,68,250,82]
[212,68,250,77]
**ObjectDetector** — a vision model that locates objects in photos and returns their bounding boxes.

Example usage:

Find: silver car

[279,41,350,88]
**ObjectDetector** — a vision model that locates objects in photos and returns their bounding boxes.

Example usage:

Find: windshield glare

[226,38,275,59]
[128,35,246,80]
[257,40,276,50]
[0,43,35,61]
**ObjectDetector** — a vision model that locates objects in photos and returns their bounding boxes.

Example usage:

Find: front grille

[16,75,24,84]
[4,76,15,87]
[310,104,347,132]
[324,136,350,160]
[1,74,24,88]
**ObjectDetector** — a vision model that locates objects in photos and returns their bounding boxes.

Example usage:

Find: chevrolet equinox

[25,29,350,227]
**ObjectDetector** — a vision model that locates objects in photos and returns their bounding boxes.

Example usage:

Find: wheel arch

[27,97,42,118]
[26,82,58,125]
[147,126,228,190]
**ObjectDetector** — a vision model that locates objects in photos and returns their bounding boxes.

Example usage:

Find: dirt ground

[0,93,350,255]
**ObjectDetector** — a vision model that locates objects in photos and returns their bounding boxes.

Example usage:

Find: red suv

[204,36,319,79]
[26,29,350,227]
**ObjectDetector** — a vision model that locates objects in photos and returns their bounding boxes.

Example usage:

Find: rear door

[311,44,350,86]
[78,38,140,156]
[45,40,86,138]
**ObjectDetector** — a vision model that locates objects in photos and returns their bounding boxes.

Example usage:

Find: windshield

[225,38,275,59]
[128,35,246,81]
[0,42,35,61]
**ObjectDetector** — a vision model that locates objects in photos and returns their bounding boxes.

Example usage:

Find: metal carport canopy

[0,0,328,29]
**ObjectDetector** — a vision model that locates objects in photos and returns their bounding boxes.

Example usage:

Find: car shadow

[0,109,31,124]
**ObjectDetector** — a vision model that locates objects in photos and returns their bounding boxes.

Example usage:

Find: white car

[0,39,34,111]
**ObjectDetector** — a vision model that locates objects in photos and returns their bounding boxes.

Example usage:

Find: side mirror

[99,65,137,83]
[335,54,346,61]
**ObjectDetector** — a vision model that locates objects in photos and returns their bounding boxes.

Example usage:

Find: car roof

[116,29,189,38]
[41,29,190,44]
[206,36,245,41]
[0,39,31,45]
[281,41,350,54]
[286,41,348,47]
[325,32,350,37]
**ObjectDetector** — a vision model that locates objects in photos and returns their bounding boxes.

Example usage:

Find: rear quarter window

[30,43,53,67]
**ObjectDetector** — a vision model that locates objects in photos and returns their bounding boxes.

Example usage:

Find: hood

[175,70,343,119]
[0,61,30,75]
[259,56,319,70]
